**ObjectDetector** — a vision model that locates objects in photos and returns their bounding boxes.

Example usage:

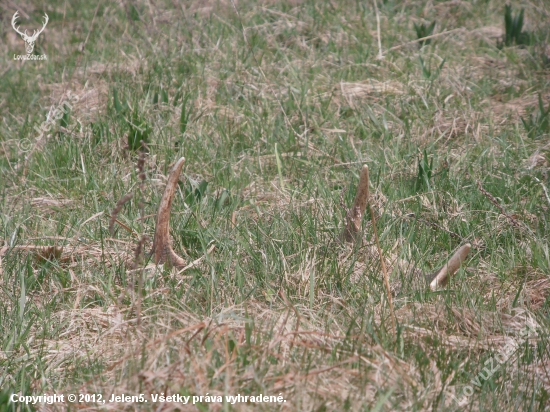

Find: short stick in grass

[151,157,186,268]
[425,243,471,291]
[477,181,521,229]
[109,193,133,236]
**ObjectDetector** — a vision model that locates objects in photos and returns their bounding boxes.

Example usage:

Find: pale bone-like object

[12,11,49,55]
[151,157,186,268]
[425,243,471,291]
[342,165,370,242]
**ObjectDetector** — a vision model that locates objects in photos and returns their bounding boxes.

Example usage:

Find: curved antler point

[151,157,187,268]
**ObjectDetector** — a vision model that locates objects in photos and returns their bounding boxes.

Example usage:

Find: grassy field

[1,0,550,410]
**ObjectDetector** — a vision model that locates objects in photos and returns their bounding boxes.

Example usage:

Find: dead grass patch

[339,80,405,107]
[487,92,550,123]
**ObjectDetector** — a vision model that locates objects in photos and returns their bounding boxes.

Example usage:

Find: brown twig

[109,193,134,236]
[105,213,140,238]
[477,181,521,229]
[0,245,64,262]
[408,213,463,241]
[425,243,471,291]
[131,235,149,270]
[151,157,186,268]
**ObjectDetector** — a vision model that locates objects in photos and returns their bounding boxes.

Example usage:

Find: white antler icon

[12,11,49,55]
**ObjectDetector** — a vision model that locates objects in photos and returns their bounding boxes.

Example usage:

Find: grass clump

[413,20,436,47]
[499,4,531,48]
[415,150,434,192]
[522,94,550,139]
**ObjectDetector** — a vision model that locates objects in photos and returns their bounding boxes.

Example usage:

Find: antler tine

[341,165,370,242]
[30,13,49,40]
[151,157,187,268]
[12,10,19,26]
[425,243,471,291]
[38,14,49,34]
[11,11,27,37]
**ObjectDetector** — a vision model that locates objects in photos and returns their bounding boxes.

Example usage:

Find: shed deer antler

[12,11,49,55]
[341,165,370,242]
[341,165,472,293]
[151,157,187,268]
[340,165,396,328]
[425,243,471,291]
